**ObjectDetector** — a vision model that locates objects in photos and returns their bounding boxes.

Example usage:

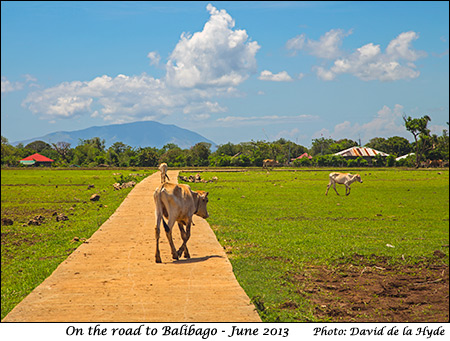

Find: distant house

[291,152,313,161]
[334,147,389,165]
[19,153,54,167]
[395,153,414,161]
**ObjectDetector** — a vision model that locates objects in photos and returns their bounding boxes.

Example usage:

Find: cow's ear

[205,192,209,197]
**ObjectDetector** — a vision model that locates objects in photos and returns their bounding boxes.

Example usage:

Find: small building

[291,152,313,161]
[20,153,54,167]
[334,147,389,165]
[395,153,414,161]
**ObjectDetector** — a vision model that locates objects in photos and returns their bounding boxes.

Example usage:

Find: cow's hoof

[172,254,179,260]
[155,258,162,263]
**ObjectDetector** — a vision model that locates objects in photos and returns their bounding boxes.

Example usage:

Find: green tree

[136,147,159,167]
[386,154,396,167]
[435,125,449,160]
[106,149,120,166]
[189,142,211,167]
[52,142,72,163]
[106,142,135,167]
[72,137,106,166]
[214,142,239,156]
[366,136,411,156]
[385,136,412,156]
[1,136,19,166]
[310,137,334,156]
[159,146,185,167]
[403,115,432,167]
[330,139,358,154]
[365,137,388,152]
[25,140,52,153]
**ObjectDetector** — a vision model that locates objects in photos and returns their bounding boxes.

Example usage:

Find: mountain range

[12,121,216,150]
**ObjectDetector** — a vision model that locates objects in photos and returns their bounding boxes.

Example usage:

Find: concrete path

[3,171,261,322]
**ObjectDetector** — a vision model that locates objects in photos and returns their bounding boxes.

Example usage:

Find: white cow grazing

[158,163,170,183]
[326,172,363,196]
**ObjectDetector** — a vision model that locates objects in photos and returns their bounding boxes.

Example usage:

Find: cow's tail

[154,186,171,233]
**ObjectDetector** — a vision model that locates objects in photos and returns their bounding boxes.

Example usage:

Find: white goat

[325,172,363,196]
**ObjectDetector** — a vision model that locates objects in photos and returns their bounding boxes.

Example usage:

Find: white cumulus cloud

[327,33,424,81]
[1,76,23,93]
[287,29,425,82]
[1,75,39,93]
[313,104,408,142]
[165,3,260,88]
[258,70,293,82]
[21,4,260,123]
[147,51,161,66]
[286,29,350,59]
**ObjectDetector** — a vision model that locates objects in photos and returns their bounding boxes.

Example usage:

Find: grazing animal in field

[158,163,170,183]
[428,159,443,168]
[325,172,363,196]
[153,182,209,263]
[262,159,279,170]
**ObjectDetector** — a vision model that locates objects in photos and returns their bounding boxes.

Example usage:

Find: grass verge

[1,168,153,320]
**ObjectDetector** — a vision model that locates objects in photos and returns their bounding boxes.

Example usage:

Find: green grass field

[1,168,153,319]
[1,168,448,321]
[183,168,449,321]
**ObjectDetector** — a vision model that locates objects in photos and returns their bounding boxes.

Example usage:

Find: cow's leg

[164,217,179,260]
[333,183,340,195]
[155,214,162,263]
[177,222,187,257]
[184,223,191,258]
[177,222,191,258]
[346,185,351,196]
[325,181,332,195]
[176,222,191,258]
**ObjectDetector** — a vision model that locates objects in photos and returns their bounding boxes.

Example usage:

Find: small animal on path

[325,172,363,196]
[153,182,209,263]
[158,163,170,183]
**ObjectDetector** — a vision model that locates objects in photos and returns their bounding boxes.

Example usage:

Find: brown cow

[325,172,363,196]
[158,163,170,183]
[153,182,209,263]
[262,159,279,170]
[428,159,443,168]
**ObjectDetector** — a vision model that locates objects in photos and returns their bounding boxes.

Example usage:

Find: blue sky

[1,1,449,147]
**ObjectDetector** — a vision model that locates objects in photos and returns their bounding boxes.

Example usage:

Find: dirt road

[2,171,261,322]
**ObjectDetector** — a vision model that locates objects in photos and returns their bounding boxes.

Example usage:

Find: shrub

[386,154,396,167]
[293,157,311,167]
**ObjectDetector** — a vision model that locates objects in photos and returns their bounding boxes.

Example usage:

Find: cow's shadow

[171,255,224,264]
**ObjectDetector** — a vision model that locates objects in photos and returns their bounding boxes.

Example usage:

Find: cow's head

[195,190,209,219]
[355,174,363,183]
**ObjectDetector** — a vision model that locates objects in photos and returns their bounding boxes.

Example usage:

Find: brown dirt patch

[1,232,41,247]
[292,254,449,322]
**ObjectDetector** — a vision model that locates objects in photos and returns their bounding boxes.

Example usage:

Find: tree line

[1,115,448,168]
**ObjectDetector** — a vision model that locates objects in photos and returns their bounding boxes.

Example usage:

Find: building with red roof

[291,152,313,161]
[19,153,54,167]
